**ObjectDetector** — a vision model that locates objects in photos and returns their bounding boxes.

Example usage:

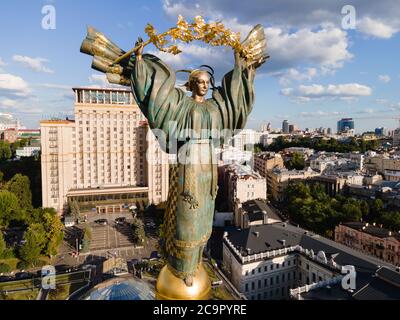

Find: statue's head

[186,70,210,97]
[178,65,215,98]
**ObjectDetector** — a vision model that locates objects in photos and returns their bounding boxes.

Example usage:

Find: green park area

[0,270,91,300]
[0,161,64,274]
[284,182,400,238]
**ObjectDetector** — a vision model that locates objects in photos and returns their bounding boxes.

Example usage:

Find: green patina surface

[130,53,255,279]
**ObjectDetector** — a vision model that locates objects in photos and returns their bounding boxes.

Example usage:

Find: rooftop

[224,222,400,300]
[241,199,282,223]
[341,222,400,241]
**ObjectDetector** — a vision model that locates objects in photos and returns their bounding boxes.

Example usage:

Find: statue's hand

[135,37,145,60]
[249,54,269,70]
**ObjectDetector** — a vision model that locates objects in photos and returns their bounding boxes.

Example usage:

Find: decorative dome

[81,277,155,300]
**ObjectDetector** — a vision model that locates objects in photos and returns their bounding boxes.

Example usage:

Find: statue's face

[191,72,210,97]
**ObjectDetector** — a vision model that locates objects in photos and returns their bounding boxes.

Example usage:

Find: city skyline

[0,1,399,132]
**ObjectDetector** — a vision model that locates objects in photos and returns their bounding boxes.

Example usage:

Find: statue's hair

[176,65,216,91]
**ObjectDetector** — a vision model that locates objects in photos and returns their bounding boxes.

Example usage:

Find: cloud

[0,73,32,98]
[13,55,54,73]
[358,17,399,39]
[281,83,372,100]
[300,110,344,118]
[276,67,318,86]
[88,74,120,88]
[38,83,72,90]
[378,74,391,83]
[161,2,354,74]
[162,0,400,39]
[0,98,43,114]
[0,58,6,72]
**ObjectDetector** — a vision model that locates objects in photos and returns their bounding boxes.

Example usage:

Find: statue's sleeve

[211,58,256,132]
[130,54,188,138]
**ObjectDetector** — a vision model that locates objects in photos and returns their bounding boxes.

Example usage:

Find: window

[271,265,274,271]
[282,274,285,282]
[270,278,273,285]
[306,264,309,270]
[245,283,249,292]
[258,280,261,289]
[251,282,255,290]
[258,267,261,273]
[288,260,291,266]
[276,276,279,284]
[264,266,268,272]
[264,279,268,287]
[288,273,291,281]
[252,269,255,275]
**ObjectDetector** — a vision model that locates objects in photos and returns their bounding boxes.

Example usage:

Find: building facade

[41,87,169,214]
[364,154,400,181]
[335,222,400,267]
[253,152,285,178]
[337,118,354,134]
[267,167,319,202]
[1,128,18,143]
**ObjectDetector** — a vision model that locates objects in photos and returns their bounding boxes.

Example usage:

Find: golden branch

[113,15,263,65]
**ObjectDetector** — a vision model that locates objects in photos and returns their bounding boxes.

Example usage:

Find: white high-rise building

[41,87,169,214]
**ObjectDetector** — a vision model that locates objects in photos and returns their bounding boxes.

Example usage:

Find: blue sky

[0,0,399,132]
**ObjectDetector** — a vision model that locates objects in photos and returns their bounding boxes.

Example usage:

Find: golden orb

[155,264,211,300]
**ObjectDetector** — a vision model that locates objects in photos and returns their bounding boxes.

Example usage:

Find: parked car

[95,219,108,226]
[115,217,126,225]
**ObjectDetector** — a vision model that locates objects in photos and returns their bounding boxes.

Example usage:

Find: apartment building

[335,222,400,267]
[267,167,319,202]
[220,164,267,211]
[222,222,400,300]
[253,152,284,178]
[41,87,169,214]
[364,154,400,181]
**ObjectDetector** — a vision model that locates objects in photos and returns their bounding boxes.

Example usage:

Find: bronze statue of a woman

[81,20,267,299]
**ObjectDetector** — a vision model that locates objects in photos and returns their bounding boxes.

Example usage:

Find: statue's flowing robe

[130,53,255,279]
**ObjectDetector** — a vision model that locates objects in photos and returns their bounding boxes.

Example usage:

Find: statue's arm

[211,51,256,132]
[130,43,187,135]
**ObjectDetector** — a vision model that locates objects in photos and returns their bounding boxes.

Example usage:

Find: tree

[370,199,384,221]
[285,152,305,170]
[68,199,80,221]
[131,217,145,245]
[0,141,11,161]
[0,230,5,257]
[19,223,46,265]
[42,211,64,257]
[0,190,21,227]
[82,227,92,252]
[6,174,32,209]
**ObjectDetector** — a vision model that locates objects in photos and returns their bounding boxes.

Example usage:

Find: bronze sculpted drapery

[81,22,267,299]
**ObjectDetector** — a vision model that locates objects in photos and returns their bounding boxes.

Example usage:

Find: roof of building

[341,222,400,241]
[72,87,131,92]
[224,222,400,299]
[226,164,263,179]
[241,199,282,223]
